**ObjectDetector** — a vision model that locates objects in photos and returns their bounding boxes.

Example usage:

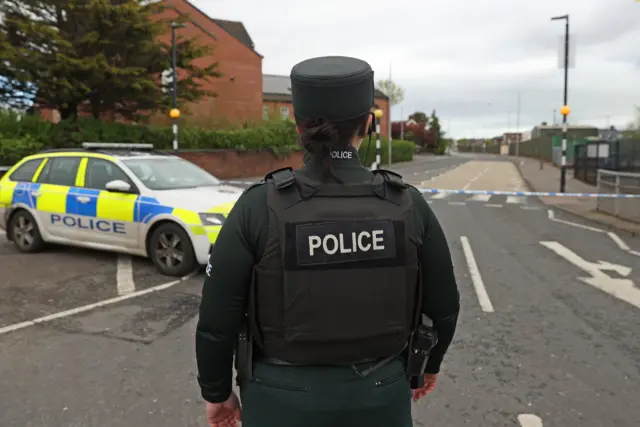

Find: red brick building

[262,74,390,137]
[37,0,263,125]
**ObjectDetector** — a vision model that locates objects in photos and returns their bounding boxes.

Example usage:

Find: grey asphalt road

[1,154,640,426]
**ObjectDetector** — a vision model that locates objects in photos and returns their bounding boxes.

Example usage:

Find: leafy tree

[0,0,221,120]
[376,79,404,105]
[428,109,448,154]
[409,111,428,124]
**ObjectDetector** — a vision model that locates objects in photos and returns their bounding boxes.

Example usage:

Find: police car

[0,143,243,277]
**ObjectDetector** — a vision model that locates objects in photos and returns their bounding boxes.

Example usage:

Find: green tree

[376,79,404,105]
[429,109,448,154]
[409,111,428,124]
[0,0,220,120]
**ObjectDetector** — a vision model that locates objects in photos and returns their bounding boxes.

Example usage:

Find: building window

[280,106,290,120]
[263,105,269,120]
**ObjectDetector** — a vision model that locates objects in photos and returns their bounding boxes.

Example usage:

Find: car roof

[31,147,175,160]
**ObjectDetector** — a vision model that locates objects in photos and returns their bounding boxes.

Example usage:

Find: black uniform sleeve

[195,184,268,404]
[409,188,460,374]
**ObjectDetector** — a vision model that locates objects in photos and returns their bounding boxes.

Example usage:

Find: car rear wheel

[148,222,197,277]
[9,210,45,253]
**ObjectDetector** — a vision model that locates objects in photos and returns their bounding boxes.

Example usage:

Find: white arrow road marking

[518,414,543,427]
[540,241,640,309]
[461,236,495,313]
[116,254,135,295]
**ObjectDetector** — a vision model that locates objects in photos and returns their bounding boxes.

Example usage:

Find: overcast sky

[194,0,640,138]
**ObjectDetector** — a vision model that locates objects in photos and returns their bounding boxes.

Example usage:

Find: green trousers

[239,357,413,427]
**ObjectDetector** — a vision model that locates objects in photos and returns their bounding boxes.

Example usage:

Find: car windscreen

[122,157,221,190]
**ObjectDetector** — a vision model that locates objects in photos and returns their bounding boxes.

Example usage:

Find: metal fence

[574,139,640,185]
[596,169,640,223]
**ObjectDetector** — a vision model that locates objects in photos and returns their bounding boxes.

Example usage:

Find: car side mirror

[105,179,132,193]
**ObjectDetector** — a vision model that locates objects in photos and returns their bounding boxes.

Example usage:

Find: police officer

[196,56,460,427]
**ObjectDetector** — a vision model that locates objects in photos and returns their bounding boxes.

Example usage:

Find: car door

[74,157,140,249]
[33,156,83,240]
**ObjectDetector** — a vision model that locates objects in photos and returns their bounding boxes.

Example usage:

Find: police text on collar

[330,150,353,159]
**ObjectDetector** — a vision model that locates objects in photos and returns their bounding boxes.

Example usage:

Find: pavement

[513,156,640,236]
[2,153,640,426]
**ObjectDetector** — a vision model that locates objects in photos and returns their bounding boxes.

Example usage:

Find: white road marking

[547,209,604,233]
[461,236,495,313]
[540,241,640,309]
[431,192,448,199]
[0,272,198,336]
[547,210,639,256]
[518,414,543,427]
[448,201,466,206]
[462,167,489,190]
[470,194,491,202]
[521,206,541,210]
[116,254,135,295]
[485,204,503,208]
[506,196,525,204]
[608,232,630,251]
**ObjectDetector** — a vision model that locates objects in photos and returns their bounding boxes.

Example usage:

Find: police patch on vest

[284,219,405,269]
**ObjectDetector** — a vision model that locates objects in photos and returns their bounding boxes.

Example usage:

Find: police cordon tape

[220,180,640,199]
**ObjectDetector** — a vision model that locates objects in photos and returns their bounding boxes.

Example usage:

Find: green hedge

[0,110,414,167]
[358,137,415,167]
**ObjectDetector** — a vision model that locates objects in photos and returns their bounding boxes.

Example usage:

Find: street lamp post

[170,21,187,151]
[552,14,569,192]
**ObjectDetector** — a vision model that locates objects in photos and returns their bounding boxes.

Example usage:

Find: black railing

[574,140,640,185]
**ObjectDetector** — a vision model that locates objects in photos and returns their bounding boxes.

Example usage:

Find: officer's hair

[296,113,370,182]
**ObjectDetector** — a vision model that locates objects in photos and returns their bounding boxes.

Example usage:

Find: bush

[358,136,415,167]
[0,111,414,167]
[0,111,302,165]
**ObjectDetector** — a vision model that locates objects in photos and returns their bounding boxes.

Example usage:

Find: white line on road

[506,196,525,204]
[608,232,630,251]
[470,194,491,202]
[484,203,503,208]
[116,254,135,295]
[518,414,543,427]
[448,201,466,206]
[0,272,198,336]
[461,236,494,313]
[431,192,448,199]
[462,167,489,190]
[547,209,639,257]
[547,209,605,233]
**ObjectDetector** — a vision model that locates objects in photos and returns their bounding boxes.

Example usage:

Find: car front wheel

[148,222,197,277]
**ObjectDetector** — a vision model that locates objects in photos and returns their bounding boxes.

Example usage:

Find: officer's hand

[411,374,438,401]
[206,392,241,427]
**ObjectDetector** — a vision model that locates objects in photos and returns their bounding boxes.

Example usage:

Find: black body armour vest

[250,167,420,365]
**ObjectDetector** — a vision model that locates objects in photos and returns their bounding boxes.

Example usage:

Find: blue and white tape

[220,180,640,199]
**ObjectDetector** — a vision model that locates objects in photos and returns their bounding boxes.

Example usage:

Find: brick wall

[176,150,304,179]
[152,0,263,125]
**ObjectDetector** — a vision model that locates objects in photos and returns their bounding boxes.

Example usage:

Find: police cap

[290,56,375,122]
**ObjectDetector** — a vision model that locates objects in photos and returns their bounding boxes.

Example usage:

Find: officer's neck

[304,145,362,170]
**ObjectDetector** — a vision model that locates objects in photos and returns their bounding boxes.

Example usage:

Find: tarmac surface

[1,152,639,426]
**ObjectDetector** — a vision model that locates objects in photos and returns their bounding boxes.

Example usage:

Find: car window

[84,158,134,191]
[122,157,220,190]
[36,157,81,187]
[8,159,43,182]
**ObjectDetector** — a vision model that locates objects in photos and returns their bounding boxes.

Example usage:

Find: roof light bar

[82,142,154,150]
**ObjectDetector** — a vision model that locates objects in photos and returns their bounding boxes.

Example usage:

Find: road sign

[540,241,640,309]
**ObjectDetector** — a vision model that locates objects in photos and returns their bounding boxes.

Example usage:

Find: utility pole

[515,92,521,157]
[552,14,570,193]
[388,62,392,166]
[170,21,187,151]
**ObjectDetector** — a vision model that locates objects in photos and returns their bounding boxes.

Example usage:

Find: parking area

[0,232,205,341]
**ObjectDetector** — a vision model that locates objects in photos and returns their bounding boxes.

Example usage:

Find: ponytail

[297,114,370,182]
